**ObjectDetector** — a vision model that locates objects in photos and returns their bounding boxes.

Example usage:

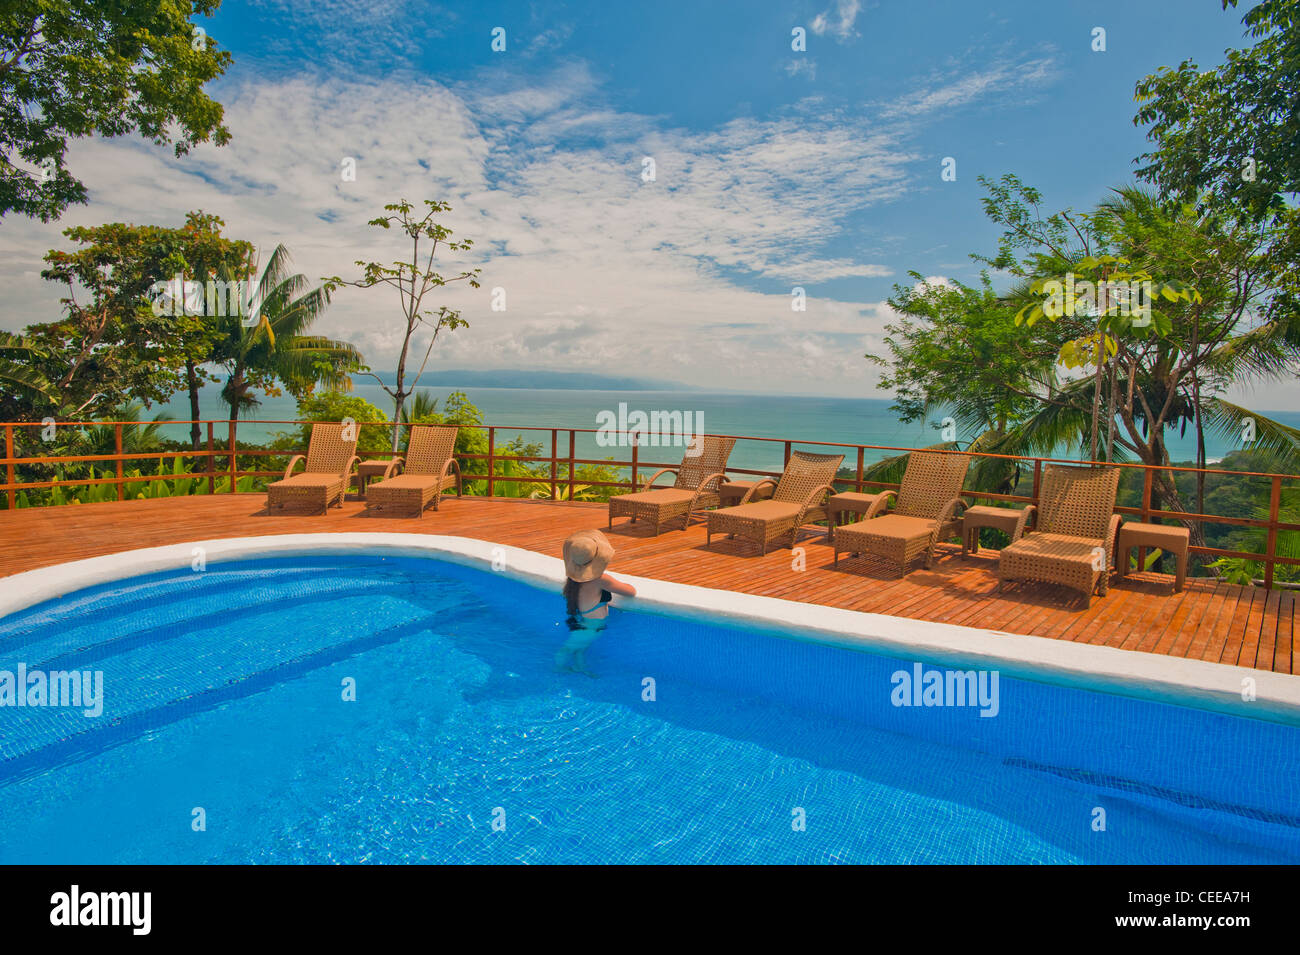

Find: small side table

[961,505,1031,556]
[827,491,890,533]
[719,480,760,507]
[1117,521,1189,592]
[356,459,400,497]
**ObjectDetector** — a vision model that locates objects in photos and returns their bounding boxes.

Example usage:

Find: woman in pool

[558,529,637,674]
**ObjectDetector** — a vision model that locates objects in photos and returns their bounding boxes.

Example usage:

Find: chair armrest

[440,458,461,480]
[1020,504,1038,532]
[865,489,896,518]
[794,483,837,528]
[689,472,730,507]
[936,496,966,526]
[1009,506,1034,543]
[343,456,360,483]
[282,455,306,481]
[738,479,777,504]
[801,483,836,508]
[383,456,405,479]
[641,467,677,490]
[1105,513,1121,568]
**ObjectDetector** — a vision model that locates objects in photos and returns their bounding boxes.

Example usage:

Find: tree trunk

[391,329,411,453]
[1090,333,1105,461]
[185,360,202,450]
[226,369,245,468]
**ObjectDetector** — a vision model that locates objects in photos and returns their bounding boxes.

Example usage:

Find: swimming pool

[1,549,1297,864]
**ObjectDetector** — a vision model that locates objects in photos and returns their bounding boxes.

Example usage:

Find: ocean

[158,382,1298,476]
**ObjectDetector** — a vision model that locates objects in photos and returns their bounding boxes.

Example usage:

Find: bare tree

[324,199,481,451]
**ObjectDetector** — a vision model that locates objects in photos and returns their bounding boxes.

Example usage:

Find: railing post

[228,421,237,493]
[783,440,792,466]
[206,422,215,495]
[568,431,576,501]
[856,447,864,493]
[1031,459,1042,501]
[4,425,14,509]
[1264,476,1281,590]
[550,429,557,501]
[631,439,638,492]
[1136,466,1156,571]
[486,427,495,498]
[114,423,124,501]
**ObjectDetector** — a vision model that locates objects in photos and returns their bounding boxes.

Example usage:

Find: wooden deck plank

[0,494,1295,676]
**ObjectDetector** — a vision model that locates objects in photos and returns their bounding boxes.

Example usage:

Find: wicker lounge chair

[266,422,359,513]
[832,451,971,573]
[365,425,461,517]
[706,450,844,554]
[997,465,1121,609]
[607,436,737,534]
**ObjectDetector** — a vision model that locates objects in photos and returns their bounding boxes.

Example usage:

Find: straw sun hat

[563,529,614,582]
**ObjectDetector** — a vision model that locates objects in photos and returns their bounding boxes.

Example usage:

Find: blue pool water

[0,554,1297,864]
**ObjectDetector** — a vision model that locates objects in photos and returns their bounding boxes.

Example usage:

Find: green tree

[214,244,361,450]
[1134,0,1300,220]
[323,199,481,452]
[1,1,233,220]
[870,272,1060,492]
[0,331,57,418]
[30,214,253,435]
[986,178,1300,550]
[294,391,391,456]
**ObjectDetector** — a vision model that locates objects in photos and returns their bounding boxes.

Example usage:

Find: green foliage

[322,199,481,449]
[214,242,362,446]
[293,392,391,456]
[10,213,255,423]
[0,1,233,221]
[1134,0,1300,220]
[871,271,1058,458]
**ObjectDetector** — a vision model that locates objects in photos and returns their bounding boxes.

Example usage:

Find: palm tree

[0,332,58,415]
[213,245,363,449]
[73,400,173,455]
[1000,187,1300,556]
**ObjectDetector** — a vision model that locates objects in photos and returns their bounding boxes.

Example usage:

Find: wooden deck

[0,494,1294,674]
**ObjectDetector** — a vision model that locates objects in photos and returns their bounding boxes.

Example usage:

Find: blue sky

[0,0,1279,400]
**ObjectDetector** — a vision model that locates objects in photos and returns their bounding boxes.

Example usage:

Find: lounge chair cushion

[716,500,802,523]
[270,472,343,489]
[371,473,454,491]
[1000,532,1102,574]
[616,488,695,506]
[838,513,935,545]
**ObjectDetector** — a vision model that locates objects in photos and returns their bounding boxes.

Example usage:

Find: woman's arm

[601,573,637,598]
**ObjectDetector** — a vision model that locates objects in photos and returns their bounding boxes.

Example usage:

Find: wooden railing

[3,418,1299,588]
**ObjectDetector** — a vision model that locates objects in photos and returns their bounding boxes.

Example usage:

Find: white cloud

[810,0,862,41]
[881,55,1056,118]
[0,55,1059,398]
[785,58,817,80]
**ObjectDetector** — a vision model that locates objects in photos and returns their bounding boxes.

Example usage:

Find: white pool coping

[2,532,1298,725]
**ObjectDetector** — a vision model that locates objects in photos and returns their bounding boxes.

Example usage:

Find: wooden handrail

[2,417,1297,588]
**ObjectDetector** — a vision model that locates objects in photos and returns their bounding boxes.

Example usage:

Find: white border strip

[2,532,1298,725]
